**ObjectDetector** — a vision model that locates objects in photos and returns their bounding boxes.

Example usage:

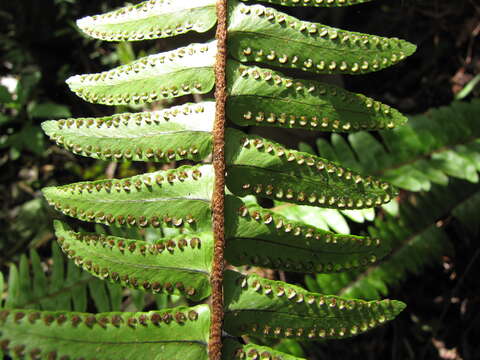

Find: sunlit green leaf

[54,221,213,301]
[43,164,214,231]
[77,0,217,42]
[225,128,397,210]
[315,100,480,191]
[228,0,416,75]
[227,61,407,132]
[67,42,216,105]
[42,102,214,163]
[225,196,390,273]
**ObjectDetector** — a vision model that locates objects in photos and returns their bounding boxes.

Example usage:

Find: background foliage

[1,0,479,359]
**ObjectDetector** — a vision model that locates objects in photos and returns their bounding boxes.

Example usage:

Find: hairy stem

[210,0,228,359]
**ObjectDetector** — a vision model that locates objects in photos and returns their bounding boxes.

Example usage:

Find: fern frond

[282,133,376,233]
[225,196,389,273]
[223,338,304,359]
[54,221,212,301]
[29,0,416,357]
[67,41,216,105]
[310,180,479,300]
[0,305,210,360]
[42,164,214,231]
[226,129,397,209]
[228,0,416,75]
[42,102,214,163]
[77,0,217,42]
[315,100,480,191]
[1,243,121,313]
[288,143,377,234]
[240,0,374,7]
[224,271,405,341]
[227,62,407,132]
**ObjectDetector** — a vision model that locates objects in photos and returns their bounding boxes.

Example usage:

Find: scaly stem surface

[210,0,228,359]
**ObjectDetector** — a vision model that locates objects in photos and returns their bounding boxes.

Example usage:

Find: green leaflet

[314,100,480,192]
[223,338,304,360]
[227,61,407,132]
[42,164,214,231]
[240,0,373,7]
[67,41,216,105]
[228,0,416,75]
[42,102,214,163]
[0,305,210,360]
[225,128,397,209]
[310,180,478,300]
[54,221,212,301]
[224,196,390,273]
[17,257,31,310]
[77,0,217,42]
[224,271,405,340]
[29,250,50,309]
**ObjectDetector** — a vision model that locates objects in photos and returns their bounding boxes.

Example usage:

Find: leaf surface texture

[227,62,407,132]
[0,305,210,360]
[224,271,405,340]
[43,165,214,231]
[228,0,416,75]
[42,102,214,163]
[77,0,217,41]
[54,222,213,301]
[223,338,304,359]
[67,42,216,105]
[225,128,397,209]
[225,196,390,273]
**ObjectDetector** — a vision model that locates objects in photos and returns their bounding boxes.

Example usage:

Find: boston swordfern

[0,0,416,359]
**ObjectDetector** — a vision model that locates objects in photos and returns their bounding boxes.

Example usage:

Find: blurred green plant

[0,71,71,160]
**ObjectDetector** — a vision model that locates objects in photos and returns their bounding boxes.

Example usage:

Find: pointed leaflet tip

[391,299,407,314]
[224,271,406,341]
[225,128,398,210]
[225,196,392,273]
[228,1,416,75]
[227,61,408,132]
